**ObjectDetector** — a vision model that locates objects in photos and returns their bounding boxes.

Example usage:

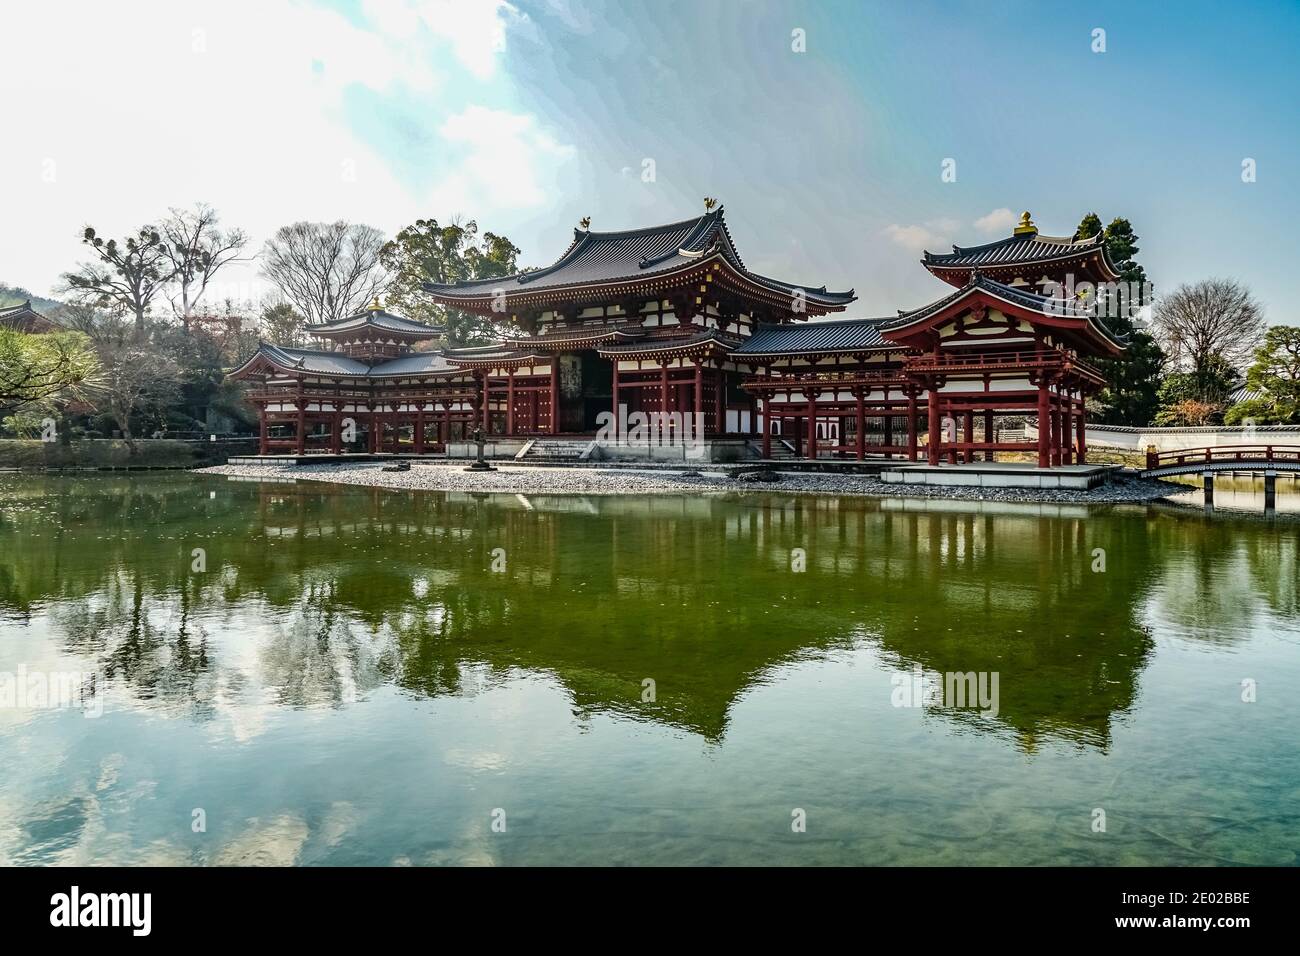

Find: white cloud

[974,207,1017,235]
[883,221,954,254]
[433,106,575,211]
[886,209,1022,258]
[416,0,521,79]
[0,0,566,301]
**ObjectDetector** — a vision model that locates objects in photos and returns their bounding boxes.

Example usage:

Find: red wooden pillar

[761,398,772,458]
[806,392,818,460]
[506,371,515,436]
[331,408,342,455]
[1077,401,1088,464]
[792,416,802,457]
[882,411,892,458]
[907,392,918,462]
[294,383,306,454]
[660,363,669,415]
[963,410,974,463]
[258,403,268,455]
[715,369,726,436]
[1036,381,1051,468]
[855,390,865,460]
[1050,399,1063,467]
[549,361,559,434]
[693,361,703,440]
[611,360,620,433]
[983,409,994,462]
[1061,397,1073,464]
[415,406,425,454]
[927,386,941,466]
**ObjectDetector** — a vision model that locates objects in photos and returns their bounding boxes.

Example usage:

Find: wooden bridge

[1143,445,1300,478]
[1143,445,1300,510]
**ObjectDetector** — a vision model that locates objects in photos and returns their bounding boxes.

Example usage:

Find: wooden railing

[741,370,909,390]
[1145,445,1300,469]
[904,348,1100,376]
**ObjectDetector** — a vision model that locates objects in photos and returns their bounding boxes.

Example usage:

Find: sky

[2,0,1298,322]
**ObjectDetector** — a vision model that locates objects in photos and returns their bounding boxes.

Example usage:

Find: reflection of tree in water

[3,473,1295,748]
[48,570,216,721]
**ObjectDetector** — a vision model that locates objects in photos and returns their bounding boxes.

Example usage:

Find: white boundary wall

[1073,425,1300,453]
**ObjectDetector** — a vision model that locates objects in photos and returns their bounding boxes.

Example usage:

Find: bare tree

[1152,278,1266,373]
[260,221,389,326]
[61,226,176,339]
[160,203,248,331]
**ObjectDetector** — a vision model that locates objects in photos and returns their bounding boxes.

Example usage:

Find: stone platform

[880,461,1119,490]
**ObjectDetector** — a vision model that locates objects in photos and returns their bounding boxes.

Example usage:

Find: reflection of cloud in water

[214,814,311,866]
[257,601,398,711]
[443,748,509,772]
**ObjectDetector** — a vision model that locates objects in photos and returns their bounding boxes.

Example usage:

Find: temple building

[740,212,1124,467]
[0,300,59,333]
[231,208,1124,467]
[230,303,481,454]
[423,206,855,447]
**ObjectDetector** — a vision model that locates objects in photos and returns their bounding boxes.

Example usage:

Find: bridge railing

[1145,445,1300,470]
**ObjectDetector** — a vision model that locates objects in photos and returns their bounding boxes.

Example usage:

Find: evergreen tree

[1075,213,1164,425]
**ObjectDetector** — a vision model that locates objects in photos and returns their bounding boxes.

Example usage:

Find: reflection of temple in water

[3,474,1295,748]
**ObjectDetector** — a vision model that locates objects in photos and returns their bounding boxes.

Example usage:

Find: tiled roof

[305,306,443,337]
[1228,384,1262,405]
[504,322,645,346]
[256,345,371,376]
[239,344,467,379]
[733,317,893,356]
[0,300,59,332]
[596,328,738,356]
[884,273,1127,349]
[368,352,462,377]
[886,273,1062,327]
[442,346,548,366]
[424,207,855,307]
[923,231,1108,269]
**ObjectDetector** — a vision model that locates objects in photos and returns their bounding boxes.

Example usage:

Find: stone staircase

[517,438,599,462]
[748,438,799,461]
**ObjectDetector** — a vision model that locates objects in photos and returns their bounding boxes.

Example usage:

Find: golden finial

[703,197,718,212]
[1014,211,1037,235]
[369,296,382,311]
[579,216,591,231]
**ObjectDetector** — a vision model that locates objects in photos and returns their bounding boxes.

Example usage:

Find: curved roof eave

[424,250,854,309]
[884,276,1126,355]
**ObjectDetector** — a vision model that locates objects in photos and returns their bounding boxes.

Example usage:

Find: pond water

[1,473,1297,865]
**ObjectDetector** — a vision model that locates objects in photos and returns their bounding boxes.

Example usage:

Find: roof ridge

[581,207,721,241]
[306,308,437,329]
[755,314,894,329]
[928,229,1103,263]
[264,344,351,357]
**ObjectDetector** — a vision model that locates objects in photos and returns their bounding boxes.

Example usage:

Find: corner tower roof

[304,300,444,341]
[922,213,1122,287]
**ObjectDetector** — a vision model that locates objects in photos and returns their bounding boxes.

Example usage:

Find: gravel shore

[197,460,1185,504]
